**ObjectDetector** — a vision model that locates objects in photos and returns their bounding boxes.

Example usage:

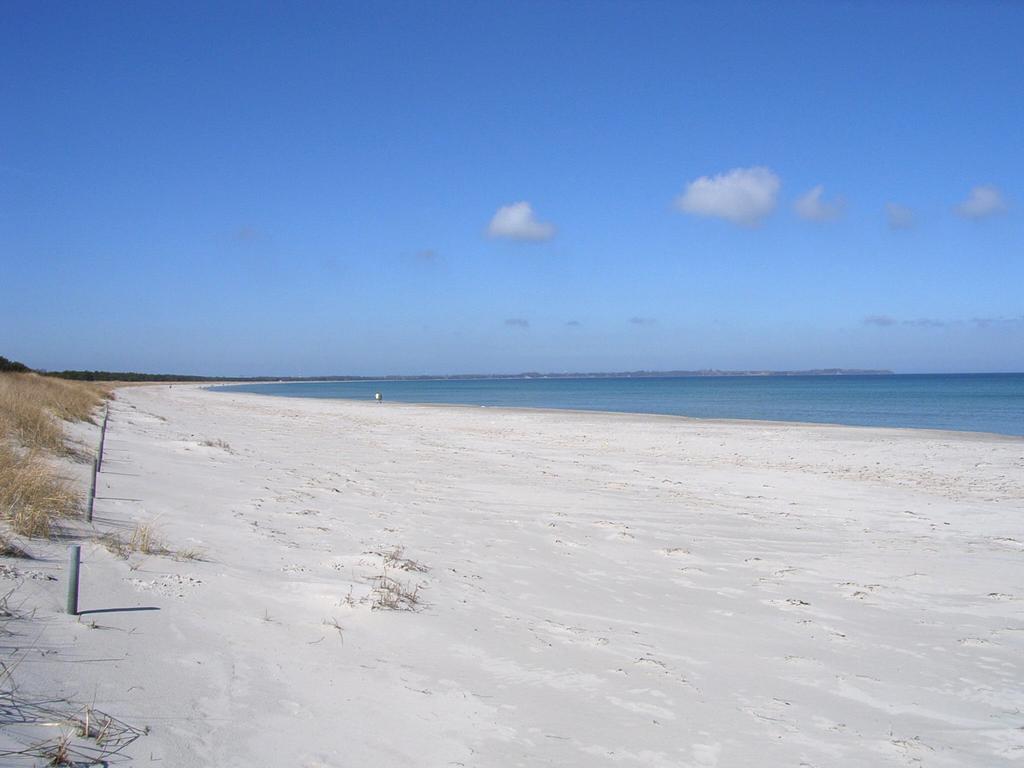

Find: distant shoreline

[39,367,896,383]
[212,373,1024,437]
[211,384,1022,442]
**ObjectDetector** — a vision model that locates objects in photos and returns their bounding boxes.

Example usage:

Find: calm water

[214,374,1024,436]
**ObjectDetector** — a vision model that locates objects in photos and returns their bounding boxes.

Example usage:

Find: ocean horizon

[214,372,1024,437]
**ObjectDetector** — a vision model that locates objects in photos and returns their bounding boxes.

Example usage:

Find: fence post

[98,406,108,472]
[66,545,81,615]
[86,458,97,522]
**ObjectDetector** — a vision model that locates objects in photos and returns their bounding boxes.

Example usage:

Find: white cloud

[955,185,1007,219]
[864,314,897,327]
[794,185,844,222]
[886,203,915,230]
[487,202,555,242]
[674,166,780,226]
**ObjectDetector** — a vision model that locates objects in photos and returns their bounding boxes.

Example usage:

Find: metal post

[98,426,105,473]
[86,458,97,522]
[98,405,108,472]
[66,545,81,615]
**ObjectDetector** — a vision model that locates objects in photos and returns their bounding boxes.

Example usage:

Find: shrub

[0,356,30,373]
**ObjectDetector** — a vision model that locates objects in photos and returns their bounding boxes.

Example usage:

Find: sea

[213,373,1024,437]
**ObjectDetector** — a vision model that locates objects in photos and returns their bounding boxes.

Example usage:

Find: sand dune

[4,384,1023,766]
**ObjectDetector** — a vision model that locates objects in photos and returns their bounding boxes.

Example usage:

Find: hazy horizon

[14,357,1024,380]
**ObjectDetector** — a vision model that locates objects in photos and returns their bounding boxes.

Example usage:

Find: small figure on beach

[375,392,382,403]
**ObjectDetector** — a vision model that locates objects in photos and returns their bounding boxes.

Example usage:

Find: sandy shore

[4,384,1024,766]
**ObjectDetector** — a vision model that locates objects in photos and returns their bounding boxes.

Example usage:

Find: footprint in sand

[593,520,634,540]
[740,698,799,735]
[837,582,883,601]
[129,573,202,597]
[811,714,847,732]
[990,537,1024,550]
[782,655,824,669]
[661,547,690,557]
[766,597,812,610]
[959,637,993,647]
[536,620,609,648]
[606,694,676,720]
[634,654,669,671]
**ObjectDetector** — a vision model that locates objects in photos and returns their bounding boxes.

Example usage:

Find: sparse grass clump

[0,444,80,537]
[128,522,167,555]
[100,525,200,561]
[371,567,422,611]
[200,438,232,452]
[375,544,428,573]
[99,532,131,559]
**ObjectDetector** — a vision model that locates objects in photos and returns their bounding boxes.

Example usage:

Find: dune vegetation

[0,372,111,540]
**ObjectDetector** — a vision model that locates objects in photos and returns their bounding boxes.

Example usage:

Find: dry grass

[200,438,232,452]
[376,544,428,573]
[0,373,110,454]
[0,534,30,559]
[128,522,167,555]
[371,566,423,611]
[0,444,80,538]
[323,616,345,642]
[100,525,200,561]
[99,532,132,559]
[43,733,73,766]
[0,373,108,540]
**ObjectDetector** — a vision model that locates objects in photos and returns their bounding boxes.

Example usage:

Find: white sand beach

[5,384,1024,766]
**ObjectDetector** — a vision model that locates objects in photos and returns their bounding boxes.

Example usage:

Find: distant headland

[5,355,893,383]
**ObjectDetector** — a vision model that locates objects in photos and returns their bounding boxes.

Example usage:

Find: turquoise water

[214,374,1024,436]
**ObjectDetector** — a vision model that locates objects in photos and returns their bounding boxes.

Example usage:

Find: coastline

[5,383,1023,765]
[210,384,1024,442]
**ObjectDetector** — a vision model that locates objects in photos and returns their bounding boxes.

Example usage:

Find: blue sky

[2,1,1021,375]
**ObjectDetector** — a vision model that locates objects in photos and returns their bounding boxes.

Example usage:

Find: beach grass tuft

[0,444,80,538]
[175,547,206,561]
[128,522,168,555]
[101,526,200,561]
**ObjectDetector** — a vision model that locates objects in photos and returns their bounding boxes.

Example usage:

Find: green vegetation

[45,370,219,382]
[0,356,30,374]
